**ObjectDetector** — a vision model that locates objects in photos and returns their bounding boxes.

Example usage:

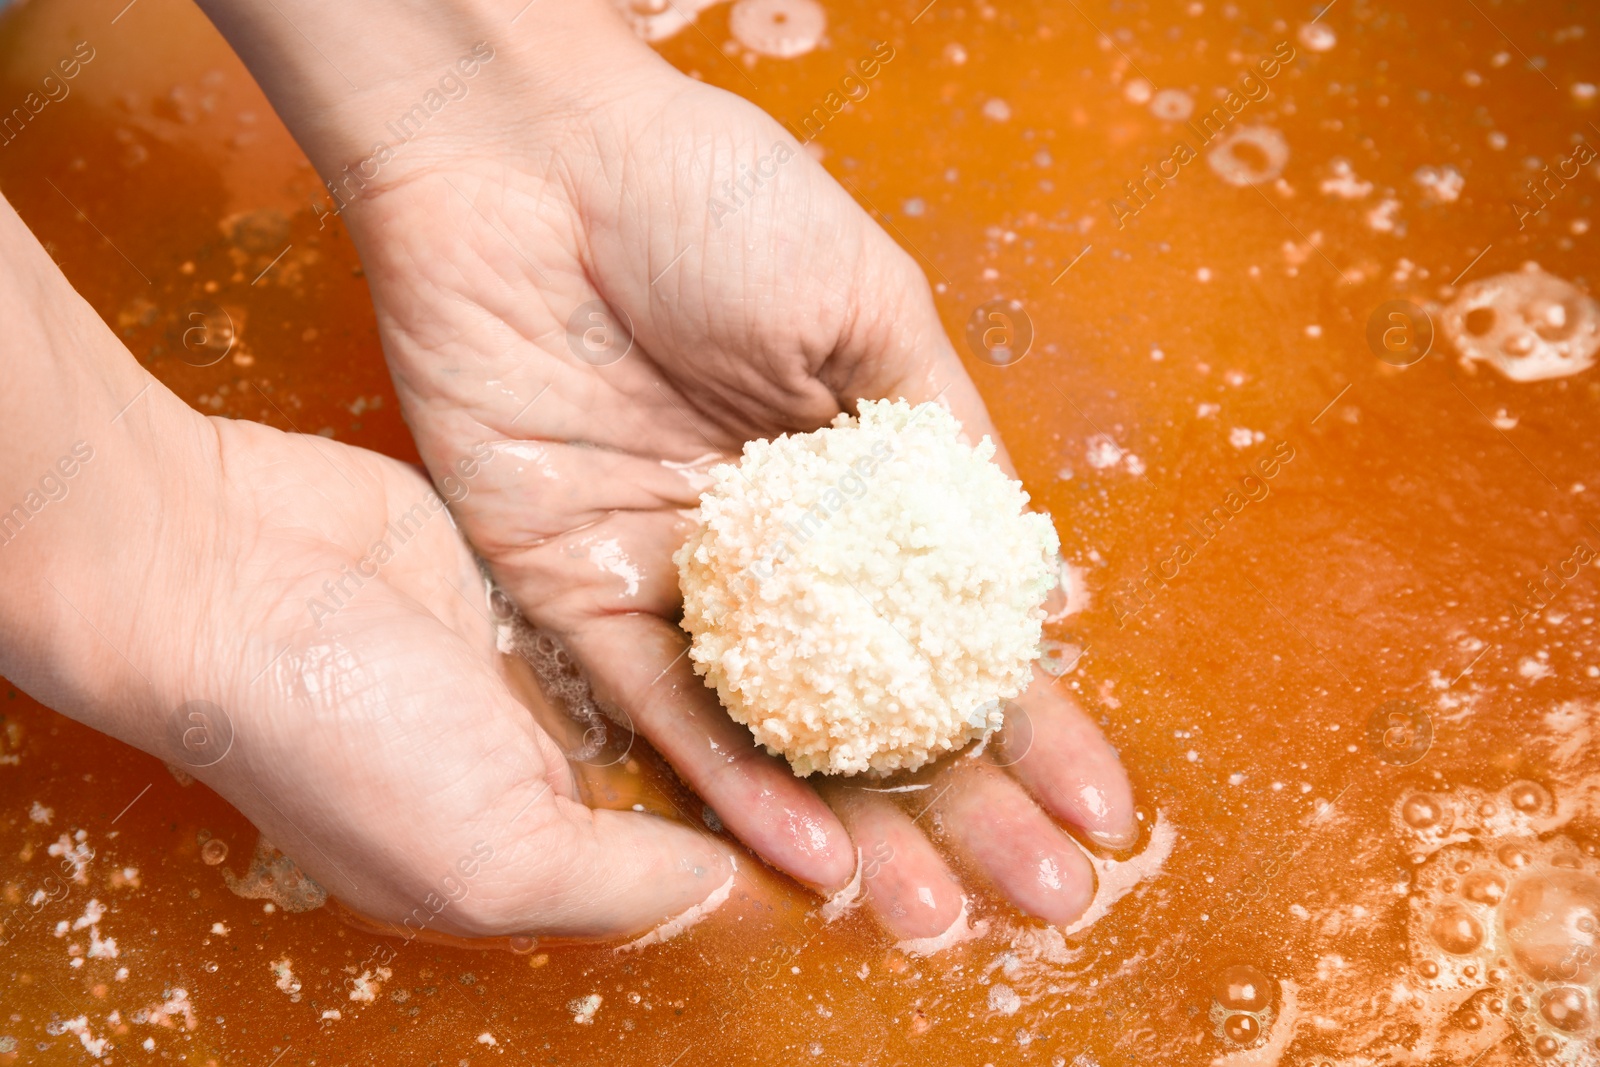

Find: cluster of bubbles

[220,838,328,913]
[498,591,634,767]
[1210,963,1277,1049]
[1441,263,1600,382]
[1400,780,1600,1064]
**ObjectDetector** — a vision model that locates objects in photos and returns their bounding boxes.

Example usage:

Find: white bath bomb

[674,399,1060,776]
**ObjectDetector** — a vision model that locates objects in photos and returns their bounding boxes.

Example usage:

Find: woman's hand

[197,0,1138,939]
[0,193,735,939]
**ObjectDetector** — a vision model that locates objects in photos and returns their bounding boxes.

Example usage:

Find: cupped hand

[335,24,1137,939]
[0,185,736,938]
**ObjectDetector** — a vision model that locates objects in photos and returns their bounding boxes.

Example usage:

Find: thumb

[464,789,740,942]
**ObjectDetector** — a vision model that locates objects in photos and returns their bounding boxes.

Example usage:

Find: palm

[342,73,1135,938]
[184,418,732,937]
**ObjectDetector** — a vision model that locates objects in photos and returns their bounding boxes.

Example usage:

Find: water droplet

[1214,965,1273,1012]
[201,839,229,866]
[1223,1014,1261,1043]
[1540,987,1592,1032]
[1430,903,1485,954]
[1463,870,1508,904]
[1502,870,1600,981]
[1403,794,1444,829]
[1509,780,1552,814]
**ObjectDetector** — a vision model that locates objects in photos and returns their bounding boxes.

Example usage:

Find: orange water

[3,1,1598,1064]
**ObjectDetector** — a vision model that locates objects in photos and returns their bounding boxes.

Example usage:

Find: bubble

[1430,903,1485,955]
[1215,965,1273,1012]
[565,300,634,366]
[509,935,540,955]
[1403,794,1445,829]
[1419,960,1441,979]
[200,839,229,866]
[1509,781,1553,814]
[1365,299,1435,367]
[1149,88,1194,121]
[1462,870,1508,905]
[1206,125,1290,187]
[1540,986,1592,1032]
[1223,1014,1260,1043]
[1441,263,1600,382]
[728,0,825,58]
[1500,845,1533,869]
[965,299,1034,367]
[1534,1034,1561,1057]
[1502,870,1600,982]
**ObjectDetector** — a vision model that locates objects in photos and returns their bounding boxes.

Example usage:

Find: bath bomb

[674,399,1060,776]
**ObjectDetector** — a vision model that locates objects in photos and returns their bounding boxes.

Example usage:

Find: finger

[816,781,965,942]
[562,612,857,893]
[465,792,740,941]
[929,760,1097,925]
[1000,666,1139,849]
[480,508,694,625]
[450,435,713,552]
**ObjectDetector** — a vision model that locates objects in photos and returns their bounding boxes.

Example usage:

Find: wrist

[196,0,678,199]
[0,197,223,752]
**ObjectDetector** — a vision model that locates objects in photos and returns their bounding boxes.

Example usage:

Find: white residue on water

[1063,811,1177,936]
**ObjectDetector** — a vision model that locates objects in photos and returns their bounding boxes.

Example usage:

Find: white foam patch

[820,849,864,922]
[1064,811,1177,936]
[616,869,736,954]
[896,897,988,957]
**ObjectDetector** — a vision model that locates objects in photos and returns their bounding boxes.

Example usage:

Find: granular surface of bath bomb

[674,399,1061,776]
